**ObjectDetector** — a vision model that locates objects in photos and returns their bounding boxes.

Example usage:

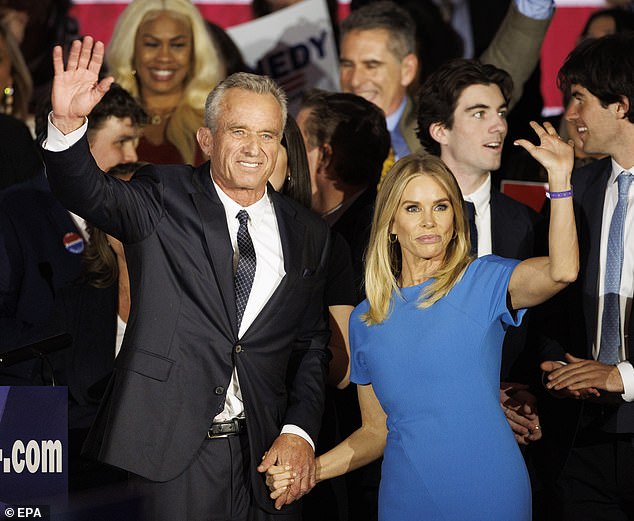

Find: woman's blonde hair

[362,154,472,325]
[107,0,223,164]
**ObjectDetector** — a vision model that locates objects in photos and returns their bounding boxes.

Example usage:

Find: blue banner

[0,387,67,505]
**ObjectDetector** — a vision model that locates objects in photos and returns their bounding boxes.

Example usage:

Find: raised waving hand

[51,36,114,134]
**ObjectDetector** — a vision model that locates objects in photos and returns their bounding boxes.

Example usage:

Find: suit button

[214,386,224,395]
[234,344,242,353]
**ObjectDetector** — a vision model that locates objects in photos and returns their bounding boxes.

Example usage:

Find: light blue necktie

[599,171,633,364]
[389,126,410,161]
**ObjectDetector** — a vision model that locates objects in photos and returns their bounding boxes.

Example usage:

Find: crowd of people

[1,1,634,520]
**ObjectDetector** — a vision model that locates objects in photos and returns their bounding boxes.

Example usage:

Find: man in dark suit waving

[42,37,331,521]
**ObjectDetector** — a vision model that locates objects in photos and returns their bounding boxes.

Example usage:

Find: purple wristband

[546,189,573,199]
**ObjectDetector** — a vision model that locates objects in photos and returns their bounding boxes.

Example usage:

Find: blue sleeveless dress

[350,255,531,521]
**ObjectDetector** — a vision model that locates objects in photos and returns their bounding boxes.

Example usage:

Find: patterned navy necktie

[465,200,478,257]
[234,210,256,330]
[599,172,633,364]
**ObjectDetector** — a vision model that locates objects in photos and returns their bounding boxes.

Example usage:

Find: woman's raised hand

[514,121,574,189]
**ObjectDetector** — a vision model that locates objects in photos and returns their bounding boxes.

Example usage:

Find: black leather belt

[207,418,247,439]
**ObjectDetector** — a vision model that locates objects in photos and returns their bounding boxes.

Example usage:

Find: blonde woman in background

[107,0,223,165]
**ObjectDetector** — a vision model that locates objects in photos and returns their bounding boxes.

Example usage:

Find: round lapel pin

[63,232,85,254]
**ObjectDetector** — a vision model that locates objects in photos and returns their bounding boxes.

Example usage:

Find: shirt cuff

[514,0,554,19]
[617,361,634,402]
[281,424,315,452]
[42,112,88,151]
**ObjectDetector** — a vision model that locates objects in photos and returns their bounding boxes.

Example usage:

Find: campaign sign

[0,387,67,507]
[228,0,340,115]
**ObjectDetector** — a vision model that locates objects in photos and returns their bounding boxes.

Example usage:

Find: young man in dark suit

[338,0,553,160]
[540,33,634,520]
[42,37,330,521]
[416,58,544,442]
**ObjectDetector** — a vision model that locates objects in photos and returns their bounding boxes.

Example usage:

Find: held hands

[51,36,114,134]
[500,382,542,445]
[514,121,574,189]
[257,433,316,510]
[265,464,298,504]
[541,353,624,399]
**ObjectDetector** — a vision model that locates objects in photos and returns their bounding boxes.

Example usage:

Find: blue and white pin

[63,232,85,254]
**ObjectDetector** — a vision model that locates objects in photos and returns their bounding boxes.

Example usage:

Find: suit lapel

[490,190,504,255]
[190,164,238,337]
[242,190,304,337]
[44,194,81,239]
[579,160,611,354]
[489,189,518,257]
[399,96,424,155]
[274,192,303,279]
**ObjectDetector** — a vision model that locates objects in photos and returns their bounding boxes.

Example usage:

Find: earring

[389,233,398,244]
[3,85,13,115]
[286,171,291,182]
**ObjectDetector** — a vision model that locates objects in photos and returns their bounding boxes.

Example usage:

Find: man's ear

[400,53,418,88]
[615,95,630,120]
[429,121,448,146]
[318,143,333,173]
[196,127,212,156]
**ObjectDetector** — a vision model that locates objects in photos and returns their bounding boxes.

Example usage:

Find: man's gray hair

[204,72,288,131]
[340,1,416,59]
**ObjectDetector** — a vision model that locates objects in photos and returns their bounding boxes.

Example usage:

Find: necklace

[147,108,175,126]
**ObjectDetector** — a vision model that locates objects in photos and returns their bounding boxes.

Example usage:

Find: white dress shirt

[463,173,492,258]
[68,212,88,241]
[115,316,126,358]
[595,160,634,401]
[211,179,284,419]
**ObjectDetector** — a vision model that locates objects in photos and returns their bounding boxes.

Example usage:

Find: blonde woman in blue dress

[265,121,577,521]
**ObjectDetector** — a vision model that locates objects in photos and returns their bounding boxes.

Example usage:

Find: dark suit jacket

[331,187,376,303]
[490,187,542,259]
[0,174,83,383]
[490,188,544,380]
[0,174,83,338]
[42,136,332,513]
[42,280,118,429]
[531,158,634,480]
[543,158,634,434]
